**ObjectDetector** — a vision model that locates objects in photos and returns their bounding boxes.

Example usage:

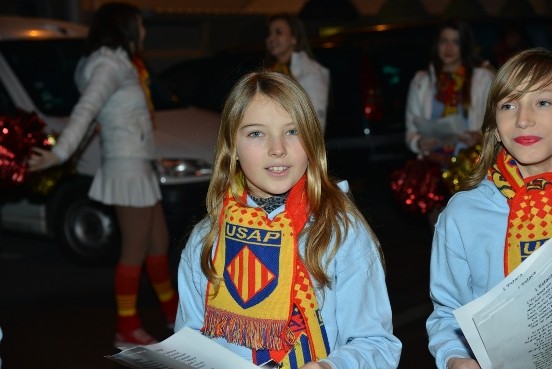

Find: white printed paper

[413,115,465,146]
[106,327,260,369]
[454,238,552,369]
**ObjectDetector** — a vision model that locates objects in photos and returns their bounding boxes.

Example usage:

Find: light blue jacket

[175,191,402,369]
[427,178,509,369]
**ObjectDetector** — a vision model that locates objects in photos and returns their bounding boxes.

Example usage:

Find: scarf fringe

[204,305,294,351]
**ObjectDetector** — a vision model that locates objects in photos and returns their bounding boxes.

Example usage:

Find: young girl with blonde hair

[175,71,401,369]
[427,47,552,369]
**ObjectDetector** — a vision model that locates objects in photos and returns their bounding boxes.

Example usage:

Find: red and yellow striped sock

[115,263,142,332]
[145,254,178,325]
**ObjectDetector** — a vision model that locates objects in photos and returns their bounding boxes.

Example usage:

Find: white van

[0,16,220,264]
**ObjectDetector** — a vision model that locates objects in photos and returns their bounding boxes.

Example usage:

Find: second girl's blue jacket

[427,178,510,369]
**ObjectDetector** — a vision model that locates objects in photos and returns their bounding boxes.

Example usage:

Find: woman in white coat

[265,13,330,132]
[405,19,494,160]
[28,2,177,348]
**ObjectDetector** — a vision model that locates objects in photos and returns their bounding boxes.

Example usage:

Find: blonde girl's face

[438,28,462,72]
[495,79,552,178]
[236,93,308,198]
[266,18,296,64]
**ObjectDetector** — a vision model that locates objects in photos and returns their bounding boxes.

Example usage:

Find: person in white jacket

[266,13,330,132]
[403,19,495,225]
[405,19,494,159]
[28,2,177,348]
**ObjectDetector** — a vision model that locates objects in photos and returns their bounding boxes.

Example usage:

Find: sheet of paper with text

[454,238,552,369]
[107,326,261,369]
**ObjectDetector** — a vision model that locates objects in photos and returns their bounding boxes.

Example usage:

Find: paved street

[0,147,437,369]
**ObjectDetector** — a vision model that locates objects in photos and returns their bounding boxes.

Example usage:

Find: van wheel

[53,185,120,266]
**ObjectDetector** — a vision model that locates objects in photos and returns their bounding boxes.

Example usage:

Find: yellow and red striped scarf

[203,176,329,368]
[436,65,465,117]
[131,56,155,124]
[488,149,552,275]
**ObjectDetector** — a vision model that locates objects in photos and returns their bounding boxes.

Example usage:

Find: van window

[0,39,83,116]
[0,39,183,116]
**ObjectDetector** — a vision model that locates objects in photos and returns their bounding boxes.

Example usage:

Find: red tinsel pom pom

[0,109,51,190]
[389,158,448,215]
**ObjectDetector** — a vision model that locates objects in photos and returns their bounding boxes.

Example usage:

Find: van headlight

[154,158,212,184]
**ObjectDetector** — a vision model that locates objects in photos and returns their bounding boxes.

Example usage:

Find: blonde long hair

[200,71,381,288]
[464,48,552,189]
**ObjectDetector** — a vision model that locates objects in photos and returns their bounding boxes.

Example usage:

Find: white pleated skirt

[88,157,162,207]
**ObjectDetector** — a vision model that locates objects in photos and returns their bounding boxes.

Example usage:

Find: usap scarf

[202,175,330,368]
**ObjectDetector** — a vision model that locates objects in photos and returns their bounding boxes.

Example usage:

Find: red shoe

[114,328,158,349]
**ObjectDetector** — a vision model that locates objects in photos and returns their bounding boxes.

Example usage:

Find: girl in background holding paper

[401,19,494,224]
[405,19,494,162]
[427,48,552,369]
[175,71,401,369]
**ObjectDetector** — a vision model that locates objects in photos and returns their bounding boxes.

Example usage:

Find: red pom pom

[389,158,448,215]
[0,110,51,189]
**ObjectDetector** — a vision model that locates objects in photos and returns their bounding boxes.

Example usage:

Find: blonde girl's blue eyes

[244,128,298,137]
[247,130,263,138]
[537,100,551,107]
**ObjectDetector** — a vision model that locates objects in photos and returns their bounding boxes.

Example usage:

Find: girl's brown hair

[464,47,552,189]
[84,2,142,57]
[201,70,381,289]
